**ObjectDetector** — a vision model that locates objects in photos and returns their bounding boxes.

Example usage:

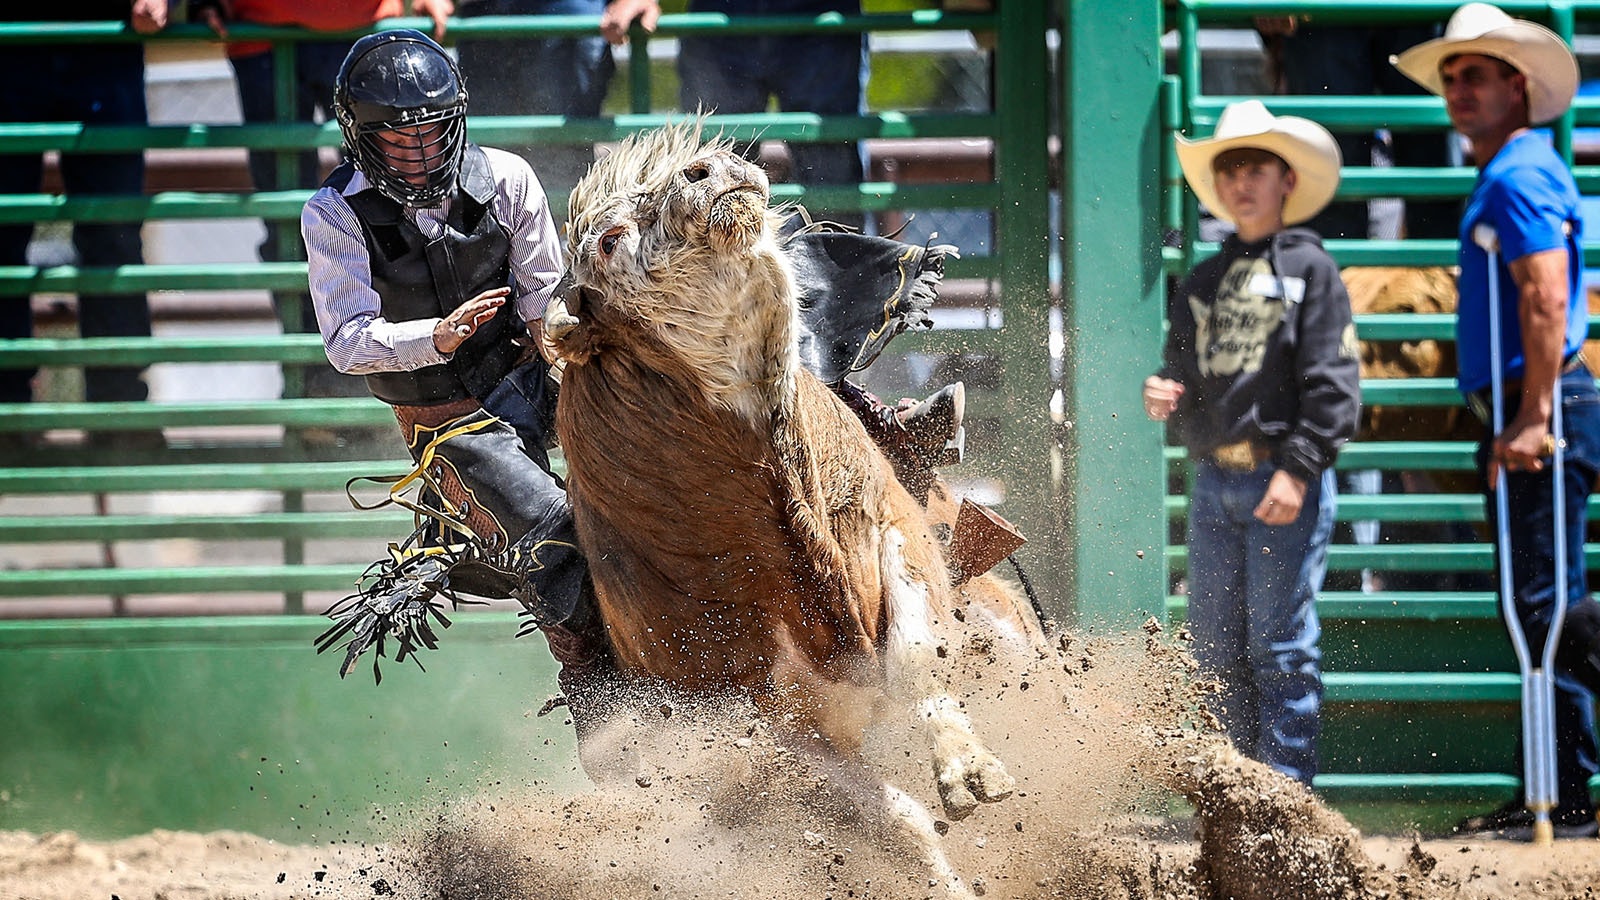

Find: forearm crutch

[1474,222,1569,846]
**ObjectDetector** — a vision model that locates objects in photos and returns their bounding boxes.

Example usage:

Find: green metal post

[1058,0,1167,630]
[628,24,652,113]
[272,38,306,614]
[1552,0,1575,162]
[1177,2,1202,275]
[990,0,1062,617]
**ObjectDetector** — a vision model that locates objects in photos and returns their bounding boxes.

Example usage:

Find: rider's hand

[434,286,510,354]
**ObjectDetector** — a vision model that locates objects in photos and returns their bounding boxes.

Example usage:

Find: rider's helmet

[333,30,468,207]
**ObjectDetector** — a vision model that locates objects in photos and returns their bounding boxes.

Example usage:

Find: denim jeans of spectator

[231,41,349,342]
[679,0,868,230]
[1186,462,1335,785]
[1476,365,1600,812]
[232,41,368,399]
[456,0,615,208]
[0,46,150,404]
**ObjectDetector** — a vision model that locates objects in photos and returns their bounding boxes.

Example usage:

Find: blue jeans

[0,46,150,403]
[1475,365,1600,812]
[1186,462,1335,784]
[230,42,349,200]
[231,41,369,399]
[456,0,616,204]
[680,0,867,230]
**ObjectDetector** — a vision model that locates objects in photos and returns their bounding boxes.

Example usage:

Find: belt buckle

[1212,440,1260,472]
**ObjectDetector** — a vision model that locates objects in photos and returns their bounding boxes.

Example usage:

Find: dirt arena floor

[4,622,1599,900]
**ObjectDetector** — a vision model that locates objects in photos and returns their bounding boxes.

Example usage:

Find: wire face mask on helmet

[334,30,468,208]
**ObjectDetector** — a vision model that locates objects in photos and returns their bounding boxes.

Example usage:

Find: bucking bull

[321,120,1044,897]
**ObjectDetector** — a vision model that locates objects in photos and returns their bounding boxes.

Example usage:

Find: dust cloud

[4,616,1599,899]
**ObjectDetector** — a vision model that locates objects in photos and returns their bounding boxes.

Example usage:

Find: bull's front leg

[879,525,1015,820]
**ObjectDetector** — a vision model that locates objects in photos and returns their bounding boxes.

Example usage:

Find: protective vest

[325,144,524,406]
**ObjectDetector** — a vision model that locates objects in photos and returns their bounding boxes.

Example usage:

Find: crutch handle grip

[1473,223,1500,252]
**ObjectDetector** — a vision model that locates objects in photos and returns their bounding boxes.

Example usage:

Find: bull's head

[546,119,802,420]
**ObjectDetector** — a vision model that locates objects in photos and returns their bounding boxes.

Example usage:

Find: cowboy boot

[835,380,965,501]
[540,602,643,783]
[897,381,966,468]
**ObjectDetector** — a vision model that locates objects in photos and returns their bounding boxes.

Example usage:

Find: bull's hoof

[935,751,1014,821]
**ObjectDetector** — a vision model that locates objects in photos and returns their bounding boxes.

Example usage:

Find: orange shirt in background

[223,1,407,57]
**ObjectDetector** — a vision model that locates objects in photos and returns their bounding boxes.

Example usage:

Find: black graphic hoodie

[1157,227,1361,484]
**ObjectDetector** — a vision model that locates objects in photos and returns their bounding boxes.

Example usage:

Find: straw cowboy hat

[1392,2,1578,125]
[1174,99,1341,227]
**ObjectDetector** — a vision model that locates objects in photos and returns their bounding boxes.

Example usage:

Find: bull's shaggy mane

[563,120,799,427]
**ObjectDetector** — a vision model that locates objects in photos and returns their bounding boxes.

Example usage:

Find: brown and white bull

[543,121,1016,896]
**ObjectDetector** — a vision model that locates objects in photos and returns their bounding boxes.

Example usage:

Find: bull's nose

[683,152,761,187]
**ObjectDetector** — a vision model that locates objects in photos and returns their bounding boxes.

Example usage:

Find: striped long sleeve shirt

[300,146,564,377]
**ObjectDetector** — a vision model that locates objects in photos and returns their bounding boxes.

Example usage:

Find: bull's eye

[683,163,710,183]
[600,228,624,257]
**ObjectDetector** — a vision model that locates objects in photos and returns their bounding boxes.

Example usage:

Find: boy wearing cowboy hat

[1143,99,1360,786]
[1395,2,1600,839]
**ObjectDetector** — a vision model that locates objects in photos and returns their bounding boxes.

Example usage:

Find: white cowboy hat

[1174,100,1342,227]
[1391,2,1578,125]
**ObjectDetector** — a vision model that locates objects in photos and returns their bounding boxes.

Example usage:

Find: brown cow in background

[1342,265,1477,443]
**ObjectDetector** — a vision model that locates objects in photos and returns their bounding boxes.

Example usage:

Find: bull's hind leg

[785,733,977,900]
[880,526,1015,820]
[881,782,975,899]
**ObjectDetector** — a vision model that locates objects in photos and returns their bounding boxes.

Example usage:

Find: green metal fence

[0,7,1065,838]
[0,7,1056,611]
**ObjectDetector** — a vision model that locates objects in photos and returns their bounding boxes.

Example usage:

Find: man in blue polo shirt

[1396,2,1600,839]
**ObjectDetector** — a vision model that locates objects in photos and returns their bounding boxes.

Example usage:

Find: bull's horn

[545,271,583,339]
[546,295,581,339]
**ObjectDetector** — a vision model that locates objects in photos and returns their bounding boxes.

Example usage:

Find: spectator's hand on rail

[1254,470,1307,526]
[1142,376,1184,422]
[409,0,454,40]
[411,0,454,41]
[600,0,661,46]
[434,287,510,354]
[132,0,170,34]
